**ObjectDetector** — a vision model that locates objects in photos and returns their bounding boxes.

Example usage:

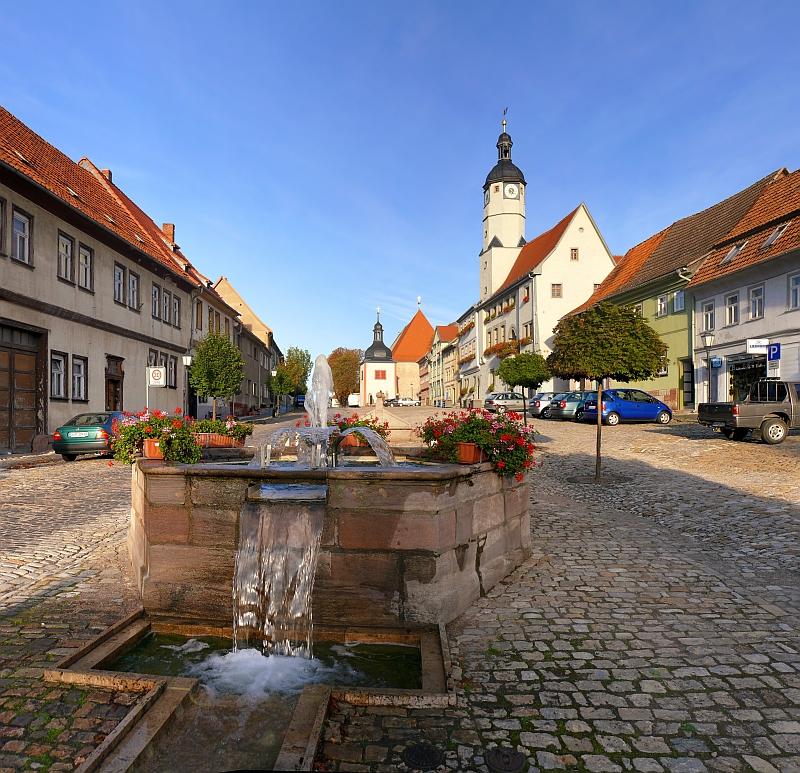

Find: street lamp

[181,354,193,417]
[271,368,278,417]
[700,332,715,403]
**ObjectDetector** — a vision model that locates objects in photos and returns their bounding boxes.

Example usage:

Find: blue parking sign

[768,343,781,361]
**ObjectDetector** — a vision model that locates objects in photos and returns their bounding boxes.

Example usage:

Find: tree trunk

[212,397,217,421]
[522,385,528,426]
[595,381,602,481]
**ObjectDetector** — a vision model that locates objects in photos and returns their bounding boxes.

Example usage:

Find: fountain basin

[129,459,531,628]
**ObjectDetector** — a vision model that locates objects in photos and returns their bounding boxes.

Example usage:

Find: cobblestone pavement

[317,421,800,772]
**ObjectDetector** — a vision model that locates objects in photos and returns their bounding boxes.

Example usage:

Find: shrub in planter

[326,412,390,443]
[416,409,536,480]
[192,417,255,446]
[112,409,201,464]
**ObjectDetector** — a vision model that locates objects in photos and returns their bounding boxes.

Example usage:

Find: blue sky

[4,1,800,355]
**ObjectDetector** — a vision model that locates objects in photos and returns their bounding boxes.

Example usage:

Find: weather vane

[417,295,422,308]
[376,305,381,322]
[502,106,508,132]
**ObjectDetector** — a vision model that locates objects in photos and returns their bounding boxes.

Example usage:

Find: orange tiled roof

[435,323,459,343]
[690,169,800,288]
[569,229,668,315]
[0,106,236,314]
[391,309,435,362]
[492,206,580,297]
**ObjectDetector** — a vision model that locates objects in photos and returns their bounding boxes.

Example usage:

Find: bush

[327,412,389,440]
[112,409,201,464]
[192,417,255,442]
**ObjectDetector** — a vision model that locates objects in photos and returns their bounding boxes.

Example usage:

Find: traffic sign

[746,338,769,354]
[767,342,781,361]
[147,366,167,387]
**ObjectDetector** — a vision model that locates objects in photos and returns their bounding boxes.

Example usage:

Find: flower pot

[142,438,164,459]
[456,442,486,464]
[194,432,243,448]
[340,433,367,448]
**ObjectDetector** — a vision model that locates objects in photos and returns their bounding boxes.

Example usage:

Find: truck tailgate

[698,403,735,423]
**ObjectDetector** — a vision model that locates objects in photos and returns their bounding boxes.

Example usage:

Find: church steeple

[364,307,393,362]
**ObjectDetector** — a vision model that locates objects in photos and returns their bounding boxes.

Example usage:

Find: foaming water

[188,647,356,696]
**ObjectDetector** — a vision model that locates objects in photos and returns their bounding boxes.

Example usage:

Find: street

[0,416,799,770]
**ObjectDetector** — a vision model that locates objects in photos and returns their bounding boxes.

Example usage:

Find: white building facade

[360,314,397,407]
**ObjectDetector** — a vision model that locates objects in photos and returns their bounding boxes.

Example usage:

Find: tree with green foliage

[285,347,312,394]
[497,352,552,424]
[548,302,666,480]
[328,347,362,406]
[270,364,296,415]
[189,332,245,420]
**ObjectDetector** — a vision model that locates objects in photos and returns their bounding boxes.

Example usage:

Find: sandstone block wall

[129,461,532,628]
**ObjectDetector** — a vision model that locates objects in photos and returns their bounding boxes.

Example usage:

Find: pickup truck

[698,379,800,444]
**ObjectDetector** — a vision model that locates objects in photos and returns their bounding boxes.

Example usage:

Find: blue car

[582,388,672,426]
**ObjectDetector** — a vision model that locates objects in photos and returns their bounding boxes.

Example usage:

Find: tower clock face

[484,189,490,206]
[504,184,519,199]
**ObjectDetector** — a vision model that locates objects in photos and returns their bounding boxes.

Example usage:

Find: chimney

[100,169,112,182]
[162,223,175,242]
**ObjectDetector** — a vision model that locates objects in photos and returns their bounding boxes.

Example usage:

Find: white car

[395,397,421,407]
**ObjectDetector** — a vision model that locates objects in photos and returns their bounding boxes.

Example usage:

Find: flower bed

[113,409,201,464]
[192,417,254,446]
[326,412,389,441]
[483,341,520,359]
[416,409,535,480]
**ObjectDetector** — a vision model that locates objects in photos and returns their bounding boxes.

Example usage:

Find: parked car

[698,379,800,444]
[396,397,421,407]
[538,392,569,419]
[347,393,360,408]
[582,389,672,426]
[484,392,527,413]
[529,392,557,418]
[52,411,124,461]
[548,390,596,421]
[383,397,399,407]
[294,394,306,408]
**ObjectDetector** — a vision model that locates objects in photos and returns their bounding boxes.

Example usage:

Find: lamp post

[271,368,278,417]
[700,332,715,403]
[181,354,193,417]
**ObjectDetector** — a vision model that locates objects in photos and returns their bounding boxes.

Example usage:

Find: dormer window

[720,240,747,265]
[762,222,790,250]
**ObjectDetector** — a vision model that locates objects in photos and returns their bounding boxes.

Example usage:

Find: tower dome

[484,125,526,190]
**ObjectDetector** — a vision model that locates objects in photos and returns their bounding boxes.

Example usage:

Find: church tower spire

[480,113,527,301]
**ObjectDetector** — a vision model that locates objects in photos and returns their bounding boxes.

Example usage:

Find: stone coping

[137,458,494,481]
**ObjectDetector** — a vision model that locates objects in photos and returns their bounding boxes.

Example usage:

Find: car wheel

[61,454,77,462]
[540,407,551,419]
[575,408,585,422]
[606,412,620,426]
[761,417,787,445]
[656,410,671,425]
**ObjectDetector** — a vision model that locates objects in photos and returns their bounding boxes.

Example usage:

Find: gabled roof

[492,206,580,297]
[391,309,435,362]
[570,229,668,315]
[214,276,274,345]
[0,106,236,315]
[619,170,781,293]
[690,169,800,288]
[435,323,458,343]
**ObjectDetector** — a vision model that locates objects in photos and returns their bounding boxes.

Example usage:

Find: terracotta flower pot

[194,432,243,448]
[340,433,367,448]
[142,438,164,459]
[456,442,486,464]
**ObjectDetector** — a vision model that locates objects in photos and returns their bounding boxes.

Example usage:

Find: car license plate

[69,431,89,437]
[712,422,725,428]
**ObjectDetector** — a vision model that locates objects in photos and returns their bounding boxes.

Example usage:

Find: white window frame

[128,271,139,310]
[763,222,790,250]
[72,355,87,401]
[162,290,172,324]
[749,285,764,320]
[78,244,93,290]
[725,293,739,326]
[570,248,579,261]
[152,284,161,318]
[12,208,31,264]
[672,290,685,312]
[113,264,125,304]
[656,294,668,317]
[789,274,800,310]
[58,232,74,282]
[172,296,181,328]
[50,352,67,399]
[701,300,715,332]
[167,356,177,388]
[551,283,563,299]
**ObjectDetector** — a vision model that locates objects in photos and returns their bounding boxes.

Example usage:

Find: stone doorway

[0,322,44,452]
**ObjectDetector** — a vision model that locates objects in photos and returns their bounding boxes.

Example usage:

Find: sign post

[146,366,167,410]
[767,342,781,379]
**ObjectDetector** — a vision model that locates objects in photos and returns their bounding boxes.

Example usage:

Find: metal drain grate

[485,746,528,772]
[401,742,445,770]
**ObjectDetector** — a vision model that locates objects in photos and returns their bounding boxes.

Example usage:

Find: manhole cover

[485,746,528,773]
[401,742,444,770]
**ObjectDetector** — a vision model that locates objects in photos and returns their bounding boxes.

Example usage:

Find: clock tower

[480,119,526,301]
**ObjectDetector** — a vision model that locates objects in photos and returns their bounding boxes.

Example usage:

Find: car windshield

[66,413,114,426]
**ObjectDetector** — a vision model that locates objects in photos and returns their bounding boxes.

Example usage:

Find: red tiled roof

[391,309,435,362]
[493,206,579,296]
[436,323,459,343]
[570,228,668,315]
[0,106,236,314]
[689,169,800,288]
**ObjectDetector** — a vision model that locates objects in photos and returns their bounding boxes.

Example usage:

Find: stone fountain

[128,354,532,637]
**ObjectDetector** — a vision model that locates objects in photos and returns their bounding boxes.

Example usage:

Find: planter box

[194,433,244,448]
[456,442,486,464]
[142,438,164,459]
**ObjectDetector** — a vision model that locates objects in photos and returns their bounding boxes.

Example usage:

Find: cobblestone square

[1,421,799,771]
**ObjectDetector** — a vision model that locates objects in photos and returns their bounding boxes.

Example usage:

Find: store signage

[746,338,769,354]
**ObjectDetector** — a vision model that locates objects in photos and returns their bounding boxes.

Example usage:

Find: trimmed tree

[328,348,362,406]
[270,364,295,415]
[285,347,312,395]
[547,302,666,480]
[189,332,245,420]
[496,352,551,425]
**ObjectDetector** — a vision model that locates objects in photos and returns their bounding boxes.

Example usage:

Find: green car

[52,412,123,461]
